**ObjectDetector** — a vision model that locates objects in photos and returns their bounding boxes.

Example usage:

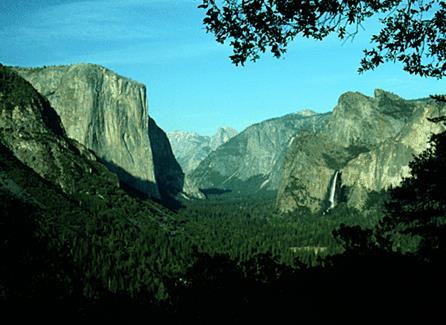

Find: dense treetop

[199,0,446,78]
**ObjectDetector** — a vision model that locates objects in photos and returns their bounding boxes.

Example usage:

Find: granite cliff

[277,90,446,213]
[14,64,199,201]
[0,66,183,302]
[167,127,238,174]
[14,64,159,197]
[0,65,128,199]
[149,118,204,200]
[0,64,173,212]
[189,110,330,194]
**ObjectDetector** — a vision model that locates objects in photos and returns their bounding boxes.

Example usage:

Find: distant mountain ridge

[189,110,330,194]
[167,127,238,174]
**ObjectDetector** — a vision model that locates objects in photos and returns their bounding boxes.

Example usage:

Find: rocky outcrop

[149,117,183,198]
[189,110,330,194]
[14,64,159,198]
[167,127,238,174]
[149,118,204,199]
[0,65,119,196]
[277,90,446,213]
[209,127,239,152]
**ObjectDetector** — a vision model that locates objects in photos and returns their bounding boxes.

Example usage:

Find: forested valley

[2,0,446,321]
[2,127,444,322]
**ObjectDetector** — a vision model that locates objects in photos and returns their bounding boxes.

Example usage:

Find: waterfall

[328,170,339,210]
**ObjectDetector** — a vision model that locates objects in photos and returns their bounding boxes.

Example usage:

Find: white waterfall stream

[328,170,339,210]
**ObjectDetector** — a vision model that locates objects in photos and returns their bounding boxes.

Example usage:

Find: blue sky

[1,0,445,135]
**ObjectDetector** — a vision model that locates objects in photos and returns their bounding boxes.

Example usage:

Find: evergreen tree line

[1,123,445,322]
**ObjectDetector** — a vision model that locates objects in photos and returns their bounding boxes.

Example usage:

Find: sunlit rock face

[0,65,119,195]
[14,64,160,197]
[167,127,238,174]
[189,110,330,194]
[209,127,239,152]
[277,89,446,213]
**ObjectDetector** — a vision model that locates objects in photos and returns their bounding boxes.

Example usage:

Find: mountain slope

[0,64,182,302]
[189,111,330,194]
[168,127,238,174]
[149,118,204,200]
[277,90,446,213]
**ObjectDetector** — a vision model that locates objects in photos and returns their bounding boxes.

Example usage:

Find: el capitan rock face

[14,64,202,201]
[0,65,119,196]
[14,64,160,198]
[189,111,330,194]
[277,90,446,213]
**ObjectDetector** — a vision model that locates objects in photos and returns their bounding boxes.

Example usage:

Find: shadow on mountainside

[149,117,185,210]
[100,158,185,211]
[200,187,233,196]
[98,158,159,198]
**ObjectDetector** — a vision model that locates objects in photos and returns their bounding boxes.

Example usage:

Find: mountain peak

[210,127,238,150]
[167,127,238,174]
[296,109,317,117]
[338,91,369,104]
[215,126,238,135]
[373,88,402,101]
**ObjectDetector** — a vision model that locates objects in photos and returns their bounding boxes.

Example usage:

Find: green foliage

[0,65,40,107]
[2,71,444,318]
[376,129,446,258]
[177,195,381,267]
[335,127,446,261]
[0,65,66,136]
[2,138,383,311]
[199,1,446,78]
[3,131,444,321]
[0,143,188,304]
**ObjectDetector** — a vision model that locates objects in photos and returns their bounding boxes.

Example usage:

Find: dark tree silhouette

[374,97,446,260]
[333,101,446,263]
[199,0,446,77]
